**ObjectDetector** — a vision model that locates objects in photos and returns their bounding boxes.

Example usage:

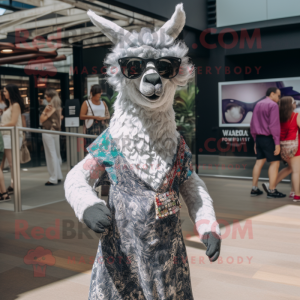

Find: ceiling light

[19,87,27,90]
[37,84,46,87]
[1,49,13,53]
[69,87,74,90]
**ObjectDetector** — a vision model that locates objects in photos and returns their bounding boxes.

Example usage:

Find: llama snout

[139,74,163,97]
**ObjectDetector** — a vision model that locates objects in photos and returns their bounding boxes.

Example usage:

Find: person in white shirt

[80,84,110,146]
[0,84,24,199]
[40,89,63,186]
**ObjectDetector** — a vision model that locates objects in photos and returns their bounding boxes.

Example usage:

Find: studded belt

[155,190,181,220]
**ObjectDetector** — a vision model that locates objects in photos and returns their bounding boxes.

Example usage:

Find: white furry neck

[109,93,179,189]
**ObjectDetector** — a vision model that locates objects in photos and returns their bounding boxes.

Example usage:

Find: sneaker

[293,195,300,202]
[267,189,286,198]
[262,182,269,193]
[251,188,263,197]
[289,192,295,199]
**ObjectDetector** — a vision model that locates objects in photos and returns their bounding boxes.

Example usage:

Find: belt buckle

[155,190,181,220]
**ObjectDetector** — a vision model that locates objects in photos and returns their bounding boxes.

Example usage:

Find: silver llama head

[87,3,194,111]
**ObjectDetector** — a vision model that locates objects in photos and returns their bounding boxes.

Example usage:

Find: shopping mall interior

[0,0,300,299]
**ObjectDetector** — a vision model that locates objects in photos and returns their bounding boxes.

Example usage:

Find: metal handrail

[15,126,97,139]
[0,126,14,130]
[0,126,99,213]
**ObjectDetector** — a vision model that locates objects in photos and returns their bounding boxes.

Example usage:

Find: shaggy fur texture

[90,6,194,187]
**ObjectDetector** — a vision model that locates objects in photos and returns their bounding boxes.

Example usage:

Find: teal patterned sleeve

[87,129,123,184]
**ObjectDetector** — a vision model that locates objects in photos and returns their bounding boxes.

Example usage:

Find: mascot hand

[202,231,221,262]
[83,203,112,233]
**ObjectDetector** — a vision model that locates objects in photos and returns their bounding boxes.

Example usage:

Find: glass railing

[0,127,97,212]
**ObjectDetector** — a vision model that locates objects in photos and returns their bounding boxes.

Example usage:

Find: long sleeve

[64,154,106,222]
[269,104,281,145]
[179,171,220,241]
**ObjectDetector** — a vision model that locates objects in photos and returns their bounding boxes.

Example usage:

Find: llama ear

[87,10,133,45]
[155,3,186,40]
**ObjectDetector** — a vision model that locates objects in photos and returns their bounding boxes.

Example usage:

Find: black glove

[202,231,221,262]
[83,203,112,233]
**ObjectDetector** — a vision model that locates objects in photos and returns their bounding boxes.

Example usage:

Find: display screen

[219,77,300,127]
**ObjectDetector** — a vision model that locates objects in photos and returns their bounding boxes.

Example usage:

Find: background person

[0,90,9,172]
[80,84,110,146]
[0,89,9,202]
[250,87,286,198]
[0,89,7,120]
[40,89,63,186]
[0,84,24,195]
[275,97,300,201]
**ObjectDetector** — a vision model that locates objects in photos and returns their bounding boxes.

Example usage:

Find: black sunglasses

[118,56,181,80]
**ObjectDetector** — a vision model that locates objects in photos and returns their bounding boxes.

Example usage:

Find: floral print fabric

[87,128,124,184]
[87,128,194,300]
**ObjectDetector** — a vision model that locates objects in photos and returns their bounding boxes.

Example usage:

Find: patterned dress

[87,128,194,300]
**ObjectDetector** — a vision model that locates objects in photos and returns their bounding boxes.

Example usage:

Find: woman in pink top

[276,96,300,201]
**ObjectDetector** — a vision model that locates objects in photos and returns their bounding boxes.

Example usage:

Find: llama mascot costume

[65,3,221,299]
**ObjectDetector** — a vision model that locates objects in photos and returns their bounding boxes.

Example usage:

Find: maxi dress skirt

[87,129,194,300]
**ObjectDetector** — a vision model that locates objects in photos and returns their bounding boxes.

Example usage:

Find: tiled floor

[0,177,299,300]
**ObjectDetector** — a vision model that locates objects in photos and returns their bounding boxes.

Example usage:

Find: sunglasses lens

[119,58,145,79]
[224,103,245,123]
[156,58,181,79]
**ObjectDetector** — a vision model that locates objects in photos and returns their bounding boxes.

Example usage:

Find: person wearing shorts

[250,87,286,198]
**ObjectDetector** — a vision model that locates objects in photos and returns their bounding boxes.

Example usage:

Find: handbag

[86,100,106,134]
[20,132,31,164]
[280,114,299,161]
[42,110,60,132]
